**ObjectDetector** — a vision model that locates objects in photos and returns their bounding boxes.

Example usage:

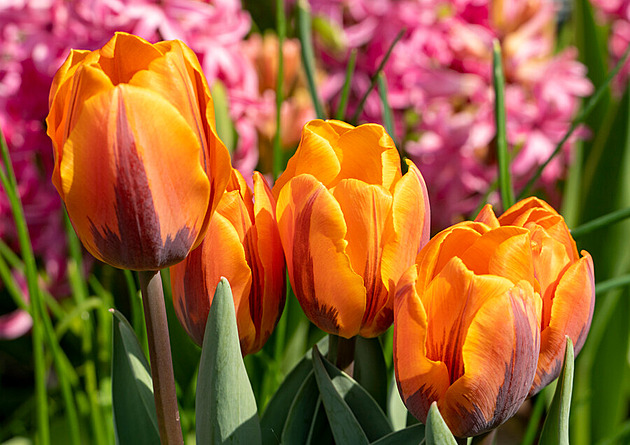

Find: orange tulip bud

[475,197,595,395]
[394,222,542,438]
[274,119,431,338]
[46,32,231,270]
[170,169,285,355]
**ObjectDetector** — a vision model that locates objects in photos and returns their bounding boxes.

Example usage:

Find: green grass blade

[351,29,404,124]
[378,73,396,145]
[0,125,49,445]
[297,0,326,119]
[273,0,286,179]
[570,206,630,238]
[335,50,357,120]
[492,39,514,210]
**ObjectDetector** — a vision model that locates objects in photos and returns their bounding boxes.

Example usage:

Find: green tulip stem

[328,334,356,375]
[138,270,184,445]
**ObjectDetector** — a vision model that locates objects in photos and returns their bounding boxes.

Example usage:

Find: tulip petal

[276,174,366,337]
[414,223,488,292]
[458,226,536,286]
[530,252,595,395]
[332,179,392,336]
[61,84,210,270]
[50,64,115,195]
[394,265,450,426]
[171,212,252,348]
[97,33,164,85]
[253,172,286,352]
[382,161,430,289]
[474,204,500,228]
[440,279,541,437]
[334,124,402,191]
[273,120,348,196]
[422,257,516,384]
[498,197,557,225]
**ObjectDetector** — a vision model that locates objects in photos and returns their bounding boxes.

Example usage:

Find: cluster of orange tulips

[46,32,594,437]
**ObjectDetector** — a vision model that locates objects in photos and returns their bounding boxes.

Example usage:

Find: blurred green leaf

[371,424,426,445]
[354,336,388,412]
[573,79,630,445]
[335,50,357,121]
[211,81,236,154]
[540,337,574,445]
[110,309,160,445]
[425,402,457,445]
[196,278,261,444]
[387,377,408,431]
[311,346,370,444]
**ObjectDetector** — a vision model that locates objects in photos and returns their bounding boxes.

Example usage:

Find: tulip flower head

[475,197,595,395]
[171,169,285,356]
[394,221,542,438]
[46,32,231,270]
[274,119,431,338]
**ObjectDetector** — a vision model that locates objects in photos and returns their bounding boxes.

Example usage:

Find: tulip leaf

[540,336,575,445]
[387,377,409,431]
[196,278,261,444]
[425,402,457,445]
[261,336,329,443]
[370,424,426,445]
[311,346,374,445]
[318,348,393,440]
[261,355,314,444]
[281,371,319,444]
[354,336,389,412]
[111,309,160,445]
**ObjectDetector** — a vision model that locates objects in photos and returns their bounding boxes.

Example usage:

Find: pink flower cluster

[309,0,593,229]
[592,0,630,93]
[0,0,283,338]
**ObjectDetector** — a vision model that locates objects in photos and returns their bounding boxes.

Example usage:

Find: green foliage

[196,278,261,444]
[111,309,160,445]
[540,337,575,445]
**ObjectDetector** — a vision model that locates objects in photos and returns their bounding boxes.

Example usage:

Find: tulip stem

[139,270,184,445]
[327,334,356,375]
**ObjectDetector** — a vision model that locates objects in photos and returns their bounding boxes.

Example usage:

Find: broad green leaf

[261,355,313,443]
[196,278,261,444]
[281,372,320,444]
[111,309,160,445]
[540,337,574,445]
[354,336,388,412]
[312,346,370,445]
[318,347,393,440]
[425,402,457,445]
[262,336,329,443]
[371,424,426,445]
[387,377,408,431]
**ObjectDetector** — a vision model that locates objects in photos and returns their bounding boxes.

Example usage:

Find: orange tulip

[394,222,542,438]
[46,32,231,270]
[274,119,430,338]
[475,197,595,395]
[170,169,285,355]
